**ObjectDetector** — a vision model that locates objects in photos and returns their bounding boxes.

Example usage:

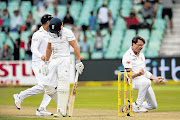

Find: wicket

[118,71,133,117]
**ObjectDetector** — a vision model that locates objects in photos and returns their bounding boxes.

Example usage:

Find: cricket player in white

[13,14,53,116]
[41,18,84,117]
[122,36,164,113]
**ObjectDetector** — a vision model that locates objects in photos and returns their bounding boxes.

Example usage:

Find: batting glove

[42,61,49,76]
[75,60,84,75]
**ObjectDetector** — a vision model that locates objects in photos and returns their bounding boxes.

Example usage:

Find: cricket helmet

[48,18,62,34]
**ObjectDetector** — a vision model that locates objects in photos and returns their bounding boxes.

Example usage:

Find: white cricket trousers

[45,57,71,87]
[18,61,51,109]
[132,77,157,110]
[44,56,71,115]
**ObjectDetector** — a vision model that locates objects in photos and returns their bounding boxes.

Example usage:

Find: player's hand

[42,61,49,76]
[156,76,164,83]
[138,68,145,76]
[41,55,46,61]
[75,60,84,74]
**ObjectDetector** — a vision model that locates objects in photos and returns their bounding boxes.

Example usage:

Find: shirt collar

[129,47,136,56]
[129,47,142,57]
[39,26,48,34]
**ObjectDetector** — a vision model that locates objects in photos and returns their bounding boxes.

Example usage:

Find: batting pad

[43,84,57,104]
[57,77,70,116]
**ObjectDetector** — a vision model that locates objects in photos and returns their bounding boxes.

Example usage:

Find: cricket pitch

[0,105,180,120]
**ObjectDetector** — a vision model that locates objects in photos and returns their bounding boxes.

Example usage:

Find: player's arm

[122,53,144,79]
[144,68,164,83]
[125,68,144,79]
[67,28,84,74]
[45,42,52,61]
[31,35,45,61]
[69,40,84,74]
[69,40,80,60]
[41,42,51,76]
[150,75,164,83]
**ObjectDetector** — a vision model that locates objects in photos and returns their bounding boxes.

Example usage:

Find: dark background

[79,57,180,81]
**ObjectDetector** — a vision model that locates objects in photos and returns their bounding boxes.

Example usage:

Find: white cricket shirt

[48,27,76,58]
[31,26,49,62]
[122,47,147,80]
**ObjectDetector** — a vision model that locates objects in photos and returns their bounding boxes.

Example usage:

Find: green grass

[0,87,56,108]
[0,115,47,120]
[75,85,180,112]
[0,85,180,112]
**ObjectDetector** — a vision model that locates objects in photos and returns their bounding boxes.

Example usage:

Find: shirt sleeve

[65,29,76,41]
[31,33,43,58]
[145,70,152,79]
[48,35,52,43]
[122,53,132,69]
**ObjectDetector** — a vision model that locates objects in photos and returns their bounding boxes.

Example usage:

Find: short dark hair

[41,14,53,25]
[132,35,145,45]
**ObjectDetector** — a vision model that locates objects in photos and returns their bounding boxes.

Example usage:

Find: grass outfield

[0,84,180,119]
[0,115,47,120]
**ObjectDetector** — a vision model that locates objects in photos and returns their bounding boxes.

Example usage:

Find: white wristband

[75,60,81,64]
[45,61,49,64]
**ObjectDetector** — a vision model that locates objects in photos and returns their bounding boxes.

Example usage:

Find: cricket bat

[68,71,79,117]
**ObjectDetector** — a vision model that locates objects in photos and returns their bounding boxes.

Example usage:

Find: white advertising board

[0,60,75,86]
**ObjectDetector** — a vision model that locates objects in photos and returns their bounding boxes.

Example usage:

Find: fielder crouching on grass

[41,18,84,117]
[122,36,164,113]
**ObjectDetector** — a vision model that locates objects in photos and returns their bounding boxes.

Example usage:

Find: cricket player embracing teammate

[41,17,84,117]
[13,14,53,116]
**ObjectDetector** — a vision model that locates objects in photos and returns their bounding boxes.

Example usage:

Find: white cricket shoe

[36,108,53,116]
[122,98,130,112]
[54,113,67,117]
[133,102,148,113]
[54,109,67,117]
[54,112,61,117]
[13,94,21,110]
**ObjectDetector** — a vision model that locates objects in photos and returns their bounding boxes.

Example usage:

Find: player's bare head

[41,14,53,25]
[132,35,145,53]
[132,35,145,46]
